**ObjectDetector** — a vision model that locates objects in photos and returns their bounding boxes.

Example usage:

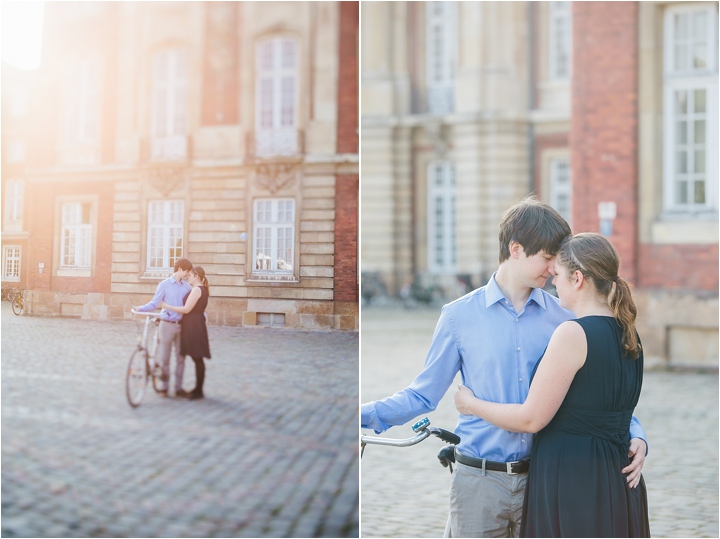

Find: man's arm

[362,306,461,434]
[135,281,165,312]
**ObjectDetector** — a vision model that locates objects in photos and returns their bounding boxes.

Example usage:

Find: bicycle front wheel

[126,348,149,407]
[11,294,23,315]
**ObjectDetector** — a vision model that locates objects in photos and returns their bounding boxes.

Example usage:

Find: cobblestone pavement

[2,302,359,538]
[360,307,719,538]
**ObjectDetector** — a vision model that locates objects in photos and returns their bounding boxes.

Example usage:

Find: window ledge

[140,272,171,281]
[651,216,718,244]
[247,273,299,284]
[57,268,91,277]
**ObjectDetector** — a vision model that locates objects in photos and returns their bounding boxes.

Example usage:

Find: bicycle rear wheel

[126,348,149,407]
[11,294,23,315]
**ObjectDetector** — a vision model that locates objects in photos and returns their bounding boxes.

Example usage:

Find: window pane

[694,180,705,204]
[693,44,707,69]
[677,180,688,204]
[694,11,707,39]
[260,42,273,70]
[260,79,273,128]
[694,150,705,173]
[674,44,687,71]
[694,89,706,113]
[282,40,295,69]
[694,120,706,144]
[675,13,688,39]
[676,121,687,144]
[674,90,687,114]
[281,77,294,127]
[677,151,687,173]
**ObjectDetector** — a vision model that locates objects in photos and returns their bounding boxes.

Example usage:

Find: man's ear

[509,241,524,259]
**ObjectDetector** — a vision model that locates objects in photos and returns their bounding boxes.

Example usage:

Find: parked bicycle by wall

[1,286,25,315]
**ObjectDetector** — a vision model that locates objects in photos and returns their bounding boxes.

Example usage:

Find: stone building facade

[1,2,359,330]
[360,1,718,366]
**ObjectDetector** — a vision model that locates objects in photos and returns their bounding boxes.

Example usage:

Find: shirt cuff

[361,402,386,434]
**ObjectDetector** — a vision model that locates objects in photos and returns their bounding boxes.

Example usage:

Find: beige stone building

[2,2,359,330]
[360,1,718,367]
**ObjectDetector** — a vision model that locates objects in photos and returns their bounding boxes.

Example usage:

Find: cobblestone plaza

[2,303,359,537]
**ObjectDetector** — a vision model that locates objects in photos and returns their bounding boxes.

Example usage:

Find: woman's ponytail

[193,266,210,296]
[608,277,640,359]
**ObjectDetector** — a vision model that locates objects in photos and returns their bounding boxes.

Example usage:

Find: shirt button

[516,318,519,322]
[519,378,523,382]
[517,347,521,351]
[522,439,526,443]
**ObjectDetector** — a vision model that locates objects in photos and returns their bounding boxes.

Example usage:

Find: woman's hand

[454,384,477,415]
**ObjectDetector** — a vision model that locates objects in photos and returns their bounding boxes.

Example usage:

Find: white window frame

[7,140,26,164]
[60,202,92,268]
[64,59,101,146]
[146,200,184,272]
[254,37,298,157]
[548,2,572,81]
[549,158,572,227]
[426,1,457,115]
[4,179,24,229]
[3,246,21,282]
[151,49,189,161]
[662,4,719,214]
[427,162,456,273]
[252,198,296,276]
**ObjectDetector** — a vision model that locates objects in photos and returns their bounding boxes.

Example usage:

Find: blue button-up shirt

[361,273,646,462]
[136,276,192,323]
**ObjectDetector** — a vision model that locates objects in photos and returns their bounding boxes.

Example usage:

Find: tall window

[64,59,100,145]
[255,38,298,157]
[253,199,295,274]
[550,158,572,226]
[549,2,572,81]
[147,201,184,271]
[3,246,21,282]
[4,179,24,228]
[426,1,456,114]
[663,4,718,212]
[428,162,456,273]
[151,49,189,161]
[61,203,92,268]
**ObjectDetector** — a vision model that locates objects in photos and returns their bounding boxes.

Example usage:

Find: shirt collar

[485,272,548,311]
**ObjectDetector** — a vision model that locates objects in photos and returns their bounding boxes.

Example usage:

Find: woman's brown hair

[557,233,641,359]
[191,266,210,296]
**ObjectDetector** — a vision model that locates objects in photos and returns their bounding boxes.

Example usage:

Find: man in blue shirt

[361,198,647,537]
[135,258,193,398]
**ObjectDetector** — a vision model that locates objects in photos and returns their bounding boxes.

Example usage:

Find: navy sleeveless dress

[520,316,650,538]
[179,286,211,360]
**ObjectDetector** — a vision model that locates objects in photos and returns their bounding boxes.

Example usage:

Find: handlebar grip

[434,428,461,445]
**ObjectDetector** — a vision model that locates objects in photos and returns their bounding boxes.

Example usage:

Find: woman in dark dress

[162,266,211,400]
[455,233,650,537]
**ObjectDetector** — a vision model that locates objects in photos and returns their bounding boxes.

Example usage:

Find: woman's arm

[161,287,200,314]
[454,320,587,433]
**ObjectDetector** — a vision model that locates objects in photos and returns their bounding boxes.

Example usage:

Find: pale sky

[1,1,45,70]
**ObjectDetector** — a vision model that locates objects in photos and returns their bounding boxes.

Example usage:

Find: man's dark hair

[498,196,571,263]
[174,258,193,272]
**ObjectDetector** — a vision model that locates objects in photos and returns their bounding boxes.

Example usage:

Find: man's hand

[454,384,476,415]
[622,437,647,488]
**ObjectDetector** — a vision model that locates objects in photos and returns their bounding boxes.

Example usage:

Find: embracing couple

[134,258,212,401]
[361,197,650,538]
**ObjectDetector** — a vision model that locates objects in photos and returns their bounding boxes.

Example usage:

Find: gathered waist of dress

[547,407,633,446]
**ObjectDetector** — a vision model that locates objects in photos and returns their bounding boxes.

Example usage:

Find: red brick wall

[533,132,569,198]
[570,2,639,281]
[26,181,114,294]
[334,174,358,302]
[638,244,719,292]
[337,1,358,154]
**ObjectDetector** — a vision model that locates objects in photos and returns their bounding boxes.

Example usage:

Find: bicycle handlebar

[361,417,460,448]
[131,309,164,317]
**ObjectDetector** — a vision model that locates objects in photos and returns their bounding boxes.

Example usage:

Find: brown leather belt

[455,450,530,474]
[161,319,181,324]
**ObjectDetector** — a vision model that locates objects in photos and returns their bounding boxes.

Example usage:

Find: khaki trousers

[449,462,528,538]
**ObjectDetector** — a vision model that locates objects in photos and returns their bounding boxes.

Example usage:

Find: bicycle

[361,417,460,537]
[2,286,24,316]
[126,309,165,407]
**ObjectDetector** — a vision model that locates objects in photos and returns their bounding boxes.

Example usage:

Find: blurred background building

[360,1,718,367]
[2,1,359,330]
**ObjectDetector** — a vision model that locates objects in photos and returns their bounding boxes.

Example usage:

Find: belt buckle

[506,461,518,475]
